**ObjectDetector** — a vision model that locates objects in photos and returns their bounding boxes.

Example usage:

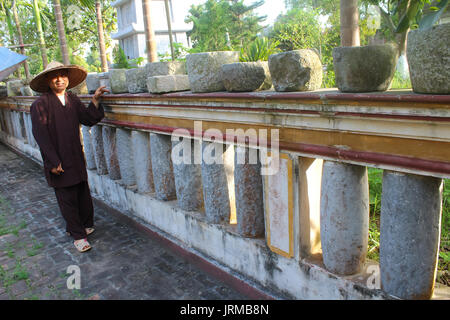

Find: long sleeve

[70,93,104,127]
[30,99,61,169]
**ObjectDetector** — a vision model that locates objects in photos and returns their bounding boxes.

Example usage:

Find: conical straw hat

[30,61,87,93]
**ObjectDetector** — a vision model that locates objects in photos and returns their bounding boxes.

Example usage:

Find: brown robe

[30,91,104,188]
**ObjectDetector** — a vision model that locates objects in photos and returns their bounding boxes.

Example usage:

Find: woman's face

[47,70,69,93]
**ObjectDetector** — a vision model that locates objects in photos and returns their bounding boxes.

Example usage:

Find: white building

[111,0,195,61]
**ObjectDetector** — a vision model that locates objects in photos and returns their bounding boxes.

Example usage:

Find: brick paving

[0,142,252,300]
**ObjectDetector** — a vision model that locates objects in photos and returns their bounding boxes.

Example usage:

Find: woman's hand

[91,86,110,107]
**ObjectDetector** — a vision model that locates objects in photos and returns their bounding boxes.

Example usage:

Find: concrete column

[23,113,33,146]
[11,111,22,139]
[102,126,121,180]
[81,126,96,170]
[19,112,27,143]
[201,142,230,224]
[380,171,442,300]
[172,137,203,211]
[150,133,176,201]
[6,110,14,137]
[132,130,154,193]
[234,146,265,238]
[320,161,369,275]
[116,128,136,187]
[90,125,108,175]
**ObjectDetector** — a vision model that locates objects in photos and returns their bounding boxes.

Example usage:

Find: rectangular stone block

[146,61,186,77]
[147,75,190,94]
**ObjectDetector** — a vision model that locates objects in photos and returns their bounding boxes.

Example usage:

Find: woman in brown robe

[30,61,108,252]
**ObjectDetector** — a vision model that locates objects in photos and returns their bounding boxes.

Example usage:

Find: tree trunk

[96,1,108,72]
[164,0,175,61]
[12,0,31,79]
[52,0,70,65]
[142,0,158,62]
[33,0,49,68]
[340,0,360,46]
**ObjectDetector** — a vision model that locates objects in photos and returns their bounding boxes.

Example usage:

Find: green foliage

[112,45,130,69]
[158,42,191,62]
[239,37,280,62]
[128,56,145,67]
[185,0,266,52]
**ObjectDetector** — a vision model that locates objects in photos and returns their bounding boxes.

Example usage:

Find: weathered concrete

[90,125,108,175]
[201,142,231,224]
[171,138,203,211]
[98,72,111,94]
[126,67,148,93]
[147,75,190,93]
[333,44,398,92]
[320,161,369,275]
[86,73,100,94]
[131,130,154,194]
[146,61,186,76]
[109,69,128,94]
[81,125,97,170]
[149,133,176,201]
[221,62,267,92]
[186,51,239,93]
[116,128,136,186]
[234,146,265,238]
[20,86,34,96]
[268,50,322,92]
[102,126,121,180]
[69,80,88,95]
[380,171,443,299]
[6,80,23,97]
[407,23,450,94]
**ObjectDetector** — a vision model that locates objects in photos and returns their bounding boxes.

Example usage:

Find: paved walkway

[0,142,253,300]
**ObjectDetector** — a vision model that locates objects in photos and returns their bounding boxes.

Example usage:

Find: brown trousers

[54,181,94,240]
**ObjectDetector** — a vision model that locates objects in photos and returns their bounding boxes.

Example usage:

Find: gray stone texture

[221,62,267,92]
[146,61,186,76]
[6,80,23,97]
[69,80,88,95]
[234,146,265,238]
[81,125,97,170]
[201,142,230,224]
[109,69,128,94]
[126,67,148,93]
[20,86,34,96]
[320,161,369,275]
[131,130,154,193]
[258,61,273,90]
[380,171,443,299]
[407,23,450,94]
[268,49,322,92]
[86,73,100,94]
[333,44,398,92]
[98,72,111,94]
[150,133,176,201]
[116,128,136,186]
[90,125,108,175]
[147,75,191,93]
[102,126,121,180]
[186,51,239,93]
[172,138,204,211]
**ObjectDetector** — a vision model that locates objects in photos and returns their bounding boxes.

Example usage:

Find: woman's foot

[74,238,91,253]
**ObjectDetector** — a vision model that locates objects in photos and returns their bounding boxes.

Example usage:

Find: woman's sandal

[66,228,95,237]
[74,238,91,253]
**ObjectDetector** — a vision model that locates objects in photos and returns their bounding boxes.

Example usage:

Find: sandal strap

[74,239,91,252]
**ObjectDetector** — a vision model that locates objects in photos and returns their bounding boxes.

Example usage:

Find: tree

[52,0,70,65]
[185,0,266,52]
[32,0,48,68]
[12,0,31,79]
[142,0,158,62]
[340,0,360,46]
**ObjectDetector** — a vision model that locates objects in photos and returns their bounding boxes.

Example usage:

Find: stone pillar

[81,126,96,170]
[116,128,136,187]
[102,126,121,180]
[201,142,231,224]
[132,130,154,193]
[11,111,23,139]
[90,125,108,175]
[234,146,265,238]
[150,133,176,201]
[23,113,34,146]
[172,137,203,211]
[380,171,442,300]
[18,112,27,143]
[320,161,369,275]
